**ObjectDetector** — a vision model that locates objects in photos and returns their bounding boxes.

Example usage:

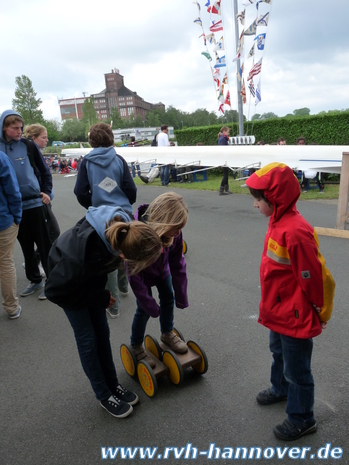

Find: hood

[86,205,132,254]
[0,110,24,144]
[83,146,116,168]
[245,162,300,222]
[135,203,149,222]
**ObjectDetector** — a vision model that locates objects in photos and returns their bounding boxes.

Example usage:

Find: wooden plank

[336,152,349,230]
[315,226,349,239]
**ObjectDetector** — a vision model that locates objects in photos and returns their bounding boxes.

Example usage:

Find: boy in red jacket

[245,163,335,441]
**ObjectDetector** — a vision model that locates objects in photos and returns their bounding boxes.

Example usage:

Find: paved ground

[1,175,348,464]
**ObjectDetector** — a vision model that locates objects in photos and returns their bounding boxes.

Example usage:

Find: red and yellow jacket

[246,163,335,339]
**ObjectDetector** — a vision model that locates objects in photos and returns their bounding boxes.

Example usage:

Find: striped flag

[244,20,257,36]
[240,79,247,104]
[210,19,223,32]
[247,58,262,81]
[248,80,255,97]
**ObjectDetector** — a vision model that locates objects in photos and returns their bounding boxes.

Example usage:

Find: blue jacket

[0,151,22,231]
[218,134,229,146]
[0,110,52,211]
[128,204,188,317]
[74,146,136,213]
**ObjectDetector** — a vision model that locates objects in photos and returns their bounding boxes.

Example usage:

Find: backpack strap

[24,138,42,185]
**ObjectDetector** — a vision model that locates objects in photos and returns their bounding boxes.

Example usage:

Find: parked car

[52,141,66,147]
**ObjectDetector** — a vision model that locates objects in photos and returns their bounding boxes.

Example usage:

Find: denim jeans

[64,306,119,401]
[130,275,174,346]
[269,331,315,425]
[160,165,170,185]
[105,267,129,311]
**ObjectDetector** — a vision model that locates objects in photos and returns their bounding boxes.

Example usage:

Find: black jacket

[45,217,122,310]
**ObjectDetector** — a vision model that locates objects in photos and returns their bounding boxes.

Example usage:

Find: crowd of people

[0,113,335,440]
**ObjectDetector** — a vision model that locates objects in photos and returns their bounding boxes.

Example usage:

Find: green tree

[260,112,278,120]
[110,108,124,129]
[12,75,43,124]
[293,108,310,117]
[61,119,87,142]
[251,113,261,121]
[44,119,61,144]
[81,97,98,127]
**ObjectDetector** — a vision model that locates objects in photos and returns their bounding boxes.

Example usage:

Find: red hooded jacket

[246,163,335,339]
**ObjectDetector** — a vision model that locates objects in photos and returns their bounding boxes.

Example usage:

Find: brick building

[58,68,164,121]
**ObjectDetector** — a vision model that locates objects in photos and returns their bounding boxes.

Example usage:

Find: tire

[187,340,208,374]
[163,350,184,385]
[137,361,158,397]
[145,334,163,361]
[120,344,137,378]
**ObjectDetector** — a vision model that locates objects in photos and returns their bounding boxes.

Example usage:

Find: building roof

[117,85,135,97]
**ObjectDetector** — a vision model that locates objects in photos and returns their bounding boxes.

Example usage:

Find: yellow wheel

[183,240,188,255]
[187,340,208,374]
[137,361,158,397]
[173,327,185,342]
[163,350,184,385]
[120,344,137,378]
[145,335,163,361]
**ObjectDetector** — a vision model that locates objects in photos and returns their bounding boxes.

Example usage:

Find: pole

[233,0,244,136]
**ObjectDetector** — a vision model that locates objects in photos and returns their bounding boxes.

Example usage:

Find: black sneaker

[256,388,287,405]
[100,395,133,418]
[114,384,139,406]
[140,175,149,184]
[273,418,317,441]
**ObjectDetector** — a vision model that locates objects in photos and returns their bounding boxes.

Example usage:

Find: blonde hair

[24,124,47,139]
[145,192,188,247]
[105,221,162,275]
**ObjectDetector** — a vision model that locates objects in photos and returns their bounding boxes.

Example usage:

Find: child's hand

[108,294,117,308]
[313,304,328,329]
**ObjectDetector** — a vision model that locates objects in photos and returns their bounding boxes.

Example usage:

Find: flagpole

[233,0,244,136]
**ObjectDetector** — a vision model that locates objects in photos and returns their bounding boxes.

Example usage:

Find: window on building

[128,107,134,115]
[120,108,126,117]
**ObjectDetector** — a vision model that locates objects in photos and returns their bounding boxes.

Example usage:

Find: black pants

[17,206,53,283]
[220,167,229,186]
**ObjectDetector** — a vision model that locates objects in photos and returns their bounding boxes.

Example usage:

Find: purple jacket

[128,204,188,317]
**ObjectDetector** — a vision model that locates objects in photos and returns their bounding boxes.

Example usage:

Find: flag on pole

[213,36,224,51]
[209,19,223,32]
[257,12,269,26]
[218,103,225,114]
[201,52,212,61]
[255,79,261,105]
[237,30,244,52]
[225,90,231,106]
[205,33,216,44]
[205,0,211,12]
[213,67,221,77]
[242,0,257,6]
[237,63,244,82]
[240,79,247,104]
[236,10,245,25]
[211,1,221,14]
[247,43,255,59]
[248,79,255,97]
[254,33,266,50]
[247,58,262,80]
[244,19,257,36]
[193,18,202,26]
[214,76,220,89]
[193,1,201,13]
[232,51,243,62]
[214,55,226,68]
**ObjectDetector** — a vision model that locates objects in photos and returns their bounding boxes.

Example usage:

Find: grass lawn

[133,173,340,200]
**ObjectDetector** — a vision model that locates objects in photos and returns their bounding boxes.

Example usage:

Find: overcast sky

[1,0,348,123]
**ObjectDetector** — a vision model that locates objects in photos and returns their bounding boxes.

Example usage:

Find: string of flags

[236,0,272,106]
[192,0,272,113]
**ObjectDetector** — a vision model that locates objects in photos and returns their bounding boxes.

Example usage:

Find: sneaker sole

[273,423,317,441]
[38,295,47,300]
[100,403,133,418]
[20,283,44,297]
[106,309,120,318]
[256,396,287,405]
